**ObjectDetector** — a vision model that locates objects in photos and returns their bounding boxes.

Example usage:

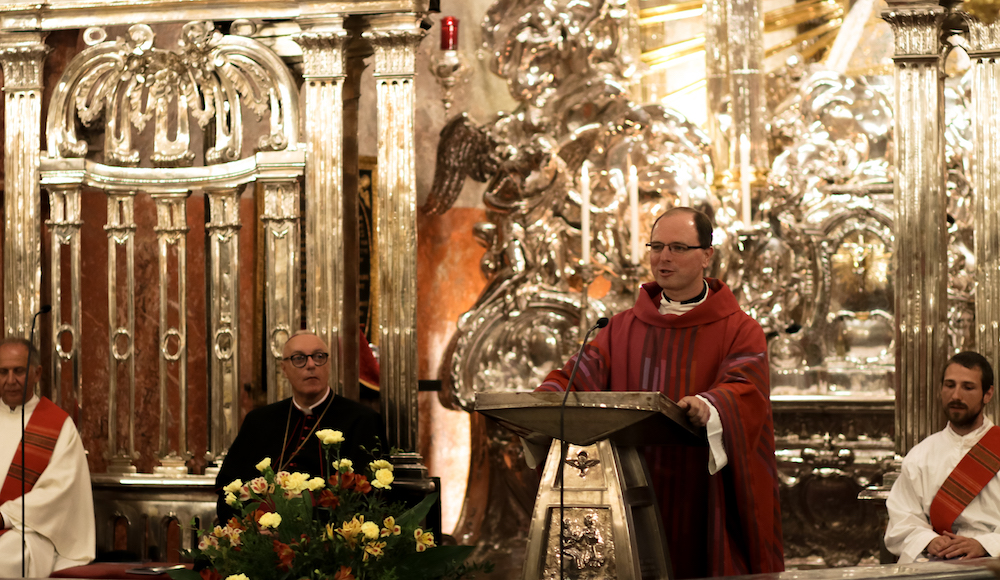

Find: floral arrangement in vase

[169,430,488,580]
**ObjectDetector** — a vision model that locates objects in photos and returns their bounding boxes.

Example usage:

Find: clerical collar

[4,393,37,414]
[659,280,709,316]
[292,388,331,416]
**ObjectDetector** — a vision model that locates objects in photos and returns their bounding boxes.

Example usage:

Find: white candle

[580,161,591,261]
[740,134,752,226]
[629,164,640,265]
[680,190,689,207]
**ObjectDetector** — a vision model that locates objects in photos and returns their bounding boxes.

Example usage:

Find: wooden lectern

[476,391,706,580]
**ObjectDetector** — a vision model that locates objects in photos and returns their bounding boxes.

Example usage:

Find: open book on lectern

[474,390,708,448]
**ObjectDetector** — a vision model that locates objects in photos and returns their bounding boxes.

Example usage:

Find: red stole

[0,397,68,535]
[929,425,1000,534]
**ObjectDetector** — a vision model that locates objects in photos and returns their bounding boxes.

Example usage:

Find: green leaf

[166,568,201,580]
[395,493,438,527]
[395,545,476,578]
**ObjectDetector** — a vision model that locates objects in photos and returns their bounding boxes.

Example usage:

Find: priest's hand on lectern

[677,396,710,427]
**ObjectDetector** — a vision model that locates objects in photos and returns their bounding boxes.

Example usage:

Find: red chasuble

[929,426,1000,534]
[0,396,69,536]
[538,279,784,578]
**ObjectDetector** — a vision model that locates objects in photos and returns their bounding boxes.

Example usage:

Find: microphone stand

[558,317,608,580]
[22,305,51,578]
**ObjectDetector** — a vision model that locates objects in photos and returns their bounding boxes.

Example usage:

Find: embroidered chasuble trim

[0,397,69,535]
[929,425,1000,534]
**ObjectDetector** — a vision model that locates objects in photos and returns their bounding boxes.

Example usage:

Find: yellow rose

[225,492,239,506]
[223,479,243,494]
[316,429,344,445]
[258,512,282,529]
[338,459,354,473]
[225,575,249,580]
[307,477,325,491]
[361,521,380,539]
[255,457,271,472]
[369,459,392,472]
[371,468,394,489]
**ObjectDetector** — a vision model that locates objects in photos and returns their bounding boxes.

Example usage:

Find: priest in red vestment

[537,207,784,578]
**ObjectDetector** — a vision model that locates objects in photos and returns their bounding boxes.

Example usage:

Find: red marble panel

[416,207,487,381]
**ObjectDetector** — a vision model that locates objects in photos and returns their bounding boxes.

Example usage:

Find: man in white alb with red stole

[0,337,94,576]
[886,351,1000,562]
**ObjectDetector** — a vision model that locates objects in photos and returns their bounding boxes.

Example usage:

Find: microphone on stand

[21,305,51,578]
[558,316,608,580]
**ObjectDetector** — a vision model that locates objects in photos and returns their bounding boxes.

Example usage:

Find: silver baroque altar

[430,0,989,571]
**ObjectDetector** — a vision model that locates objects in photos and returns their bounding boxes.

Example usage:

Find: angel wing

[423,113,498,215]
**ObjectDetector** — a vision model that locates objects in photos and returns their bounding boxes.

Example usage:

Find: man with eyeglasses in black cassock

[215,330,384,522]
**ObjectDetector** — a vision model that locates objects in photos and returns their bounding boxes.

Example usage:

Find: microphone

[29,304,52,347]
[22,304,50,578]
[558,316,608,580]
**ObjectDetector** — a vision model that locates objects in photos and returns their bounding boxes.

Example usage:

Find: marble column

[205,187,242,466]
[882,1,948,454]
[295,19,350,396]
[967,12,1000,421]
[0,32,49,338]
[364,14,426,453]
[152,191,191,474]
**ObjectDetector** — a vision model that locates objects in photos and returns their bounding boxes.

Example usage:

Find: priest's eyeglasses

[283,352,330,368]
[646,242,709,255]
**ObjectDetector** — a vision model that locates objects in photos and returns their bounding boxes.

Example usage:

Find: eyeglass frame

[645,242,711,255]
[282,352,330,368]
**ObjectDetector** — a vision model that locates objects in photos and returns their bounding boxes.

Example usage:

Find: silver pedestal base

[523,439,672,580]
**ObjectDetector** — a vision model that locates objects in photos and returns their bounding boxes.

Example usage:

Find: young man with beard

[885,351,1000,562]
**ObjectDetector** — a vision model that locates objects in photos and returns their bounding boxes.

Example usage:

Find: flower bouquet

[169,430,488,580]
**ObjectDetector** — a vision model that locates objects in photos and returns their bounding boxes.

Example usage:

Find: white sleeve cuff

[969,533,1000,558]
[696,395,728,474]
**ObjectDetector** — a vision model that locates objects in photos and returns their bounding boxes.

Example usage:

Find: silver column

[296,19,348,395]
[153,191,191,475]
[106,189,138,474]
[0,33,48,338]
[364,14,427,452]
[260,159,303,403]
[883,2,947,454]
[205,187,242,465]
[44,178,83,417]
[968,13,1000,420]
[704,0,729,180]
[729,0,768,220]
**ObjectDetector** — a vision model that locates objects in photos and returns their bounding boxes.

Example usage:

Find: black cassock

[215,392,384,522]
